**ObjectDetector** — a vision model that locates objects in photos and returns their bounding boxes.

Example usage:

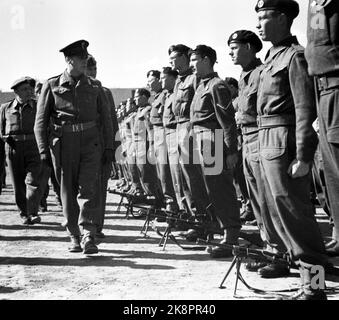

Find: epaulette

[0,100,15,110]
[88,76,102,86]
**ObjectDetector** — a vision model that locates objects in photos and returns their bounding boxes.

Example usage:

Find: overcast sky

[0,0,308,91]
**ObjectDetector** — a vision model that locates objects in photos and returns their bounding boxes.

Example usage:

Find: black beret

[189,45,217,65]
[11,76,36,90]
[59,40,89,58]
[162,67,179,78]
[168,44,192,57]
[228,30,263,53]
[255,0,299,19]
[135,88,151,99]
[147,70,161,79]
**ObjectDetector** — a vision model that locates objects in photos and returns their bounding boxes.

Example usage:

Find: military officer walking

[305,0,339,256]
[255,0,328,299]
[0,77,46,224]
[34,40,114,254]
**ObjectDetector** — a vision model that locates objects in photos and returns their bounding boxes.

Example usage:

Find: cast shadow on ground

[0,256,175,270]
[98,248,212,262]
[0,224,63,232]
[0,286,22,294]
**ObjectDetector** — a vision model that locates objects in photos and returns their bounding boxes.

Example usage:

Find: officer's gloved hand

[5,136,16,149]
[102,149,115,164]
[40,154,53,168]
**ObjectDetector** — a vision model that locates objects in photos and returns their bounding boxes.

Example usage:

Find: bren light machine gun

[196,238,299,298]
[108,188,158,219]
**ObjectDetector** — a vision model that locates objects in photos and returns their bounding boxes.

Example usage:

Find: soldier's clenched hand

[287,159,310,178]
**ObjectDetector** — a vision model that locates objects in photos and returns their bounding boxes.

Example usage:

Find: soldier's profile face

[169,51,186,72]
[229,42,248,65]
[256,10,279,42]
[160,73,174,91]
[189,53,204,76]
[134,93,147,107]
[147,75,161,92]
[14,83,34,103]
[86,65,97,78]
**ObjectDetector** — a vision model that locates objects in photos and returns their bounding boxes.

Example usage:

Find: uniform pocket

[261,148,286,160]
[260,127,288,160]
[271,64,289,95]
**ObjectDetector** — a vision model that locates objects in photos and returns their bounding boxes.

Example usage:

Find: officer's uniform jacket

[257,36,318,162]
[0,99,37,139]
[34,70,113,159]
[190,72,238,155]
[236,58,264,134]
[172,69,196,124]
[305,0,339,76]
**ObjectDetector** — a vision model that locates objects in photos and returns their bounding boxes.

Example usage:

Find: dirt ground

[1,177,339,301]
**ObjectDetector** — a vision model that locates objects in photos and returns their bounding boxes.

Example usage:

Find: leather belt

[8,134,35,141]
[241,124,258,135]
[61,121,97,133]
[258,114,295,129]
[316,75,339,91]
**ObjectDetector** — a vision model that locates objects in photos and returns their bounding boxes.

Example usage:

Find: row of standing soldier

[0,0,338,301]
[113,0,339,301]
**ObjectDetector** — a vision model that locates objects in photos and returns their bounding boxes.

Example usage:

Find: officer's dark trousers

[59,127,101,237]
[258,126,328,267]
[153,125,178,207]
[318,87,339,241]
[165,127,193,213]
[193,127,241,242]
[242,129,270,242]
[6,141,43,216]
[177,121,210,217]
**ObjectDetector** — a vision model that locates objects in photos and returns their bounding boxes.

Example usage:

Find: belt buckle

[22,135,27,141]
[72,123,83,132]
[318,77,327,91]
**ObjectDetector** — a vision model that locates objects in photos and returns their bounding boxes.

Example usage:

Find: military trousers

[242,130,267,236]
[126,138,143,191]
[193,127,241,240]
[59,127,102,237]
[153,125,178,208]
[317,86,339,241]
[311,145,331,217]
[5,140,47,216]
[177,121,210,217]
[258,126,328,267]
[165,127,194,213]
[134,138,163,202]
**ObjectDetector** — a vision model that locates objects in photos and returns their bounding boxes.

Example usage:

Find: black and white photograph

[1,0,339,306]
